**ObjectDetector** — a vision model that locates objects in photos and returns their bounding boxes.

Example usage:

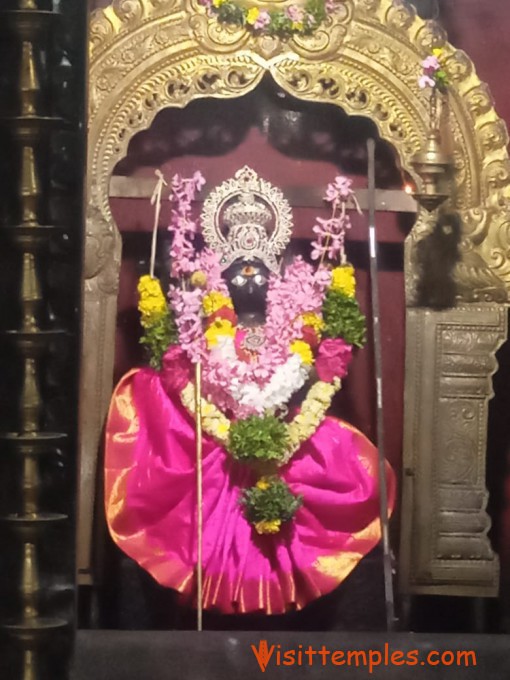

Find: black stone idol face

[223,258,270,326]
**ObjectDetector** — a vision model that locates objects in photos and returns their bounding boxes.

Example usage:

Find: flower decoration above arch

[198,0,343,37]
[418,48,448,92]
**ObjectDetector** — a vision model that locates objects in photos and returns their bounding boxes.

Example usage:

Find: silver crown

[200,166,293,273]
[223,192,272,230]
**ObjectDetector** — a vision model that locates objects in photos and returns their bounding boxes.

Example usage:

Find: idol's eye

[253,273,267,286]
[231,274,247,287]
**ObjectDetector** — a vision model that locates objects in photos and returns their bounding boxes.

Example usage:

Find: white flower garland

[230,354,310,415]
[209,337,311,415]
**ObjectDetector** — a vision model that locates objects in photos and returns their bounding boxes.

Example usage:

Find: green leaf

[228,415,289,464]
[139,307,178,370]
[322,289,367,347]
[216,1,245,25]
[241,477,303,524]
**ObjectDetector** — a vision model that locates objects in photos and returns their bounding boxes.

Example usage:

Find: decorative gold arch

[80,0,509,597]
[88,0,510,298]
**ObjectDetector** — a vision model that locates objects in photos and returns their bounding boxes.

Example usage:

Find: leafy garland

[179,376,341,530]
[179,375,341,456]
[229,415,290,466]
[241,477,303,535]
[199,0,328,38]
[137,276,178,370]
[323,289,366,347]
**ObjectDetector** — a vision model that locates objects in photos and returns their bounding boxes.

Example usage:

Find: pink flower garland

[418,49,448,92]
[419,55,441,90]
[264,257,331,363]
[168,171,205,278]
[311,175,360,265]
[196,248,228,294]
[167,249,229,364]
[166,173,228,363]
[315,338,352,383]
[168,286,205,363]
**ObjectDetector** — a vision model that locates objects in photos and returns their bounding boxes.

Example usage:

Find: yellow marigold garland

[330,265,356,298]
[202,291,233,316]
[289,340,314,365]
[284,378,341,462]
[137,275,167,328]
[204,318,236,348]
[301,312,325,335]
[254,519,281,535]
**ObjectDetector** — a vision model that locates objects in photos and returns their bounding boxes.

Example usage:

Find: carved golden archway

[81,0,510,597]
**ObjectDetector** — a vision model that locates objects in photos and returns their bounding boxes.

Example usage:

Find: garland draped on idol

[138,167,366,534]
[104,165,395,617]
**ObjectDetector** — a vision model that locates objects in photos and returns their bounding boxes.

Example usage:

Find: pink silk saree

[105,367,395,614]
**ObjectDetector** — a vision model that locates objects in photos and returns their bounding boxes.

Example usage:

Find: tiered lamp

[0,2,68,679]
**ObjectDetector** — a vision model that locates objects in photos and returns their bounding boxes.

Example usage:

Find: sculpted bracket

[400,306,507,596]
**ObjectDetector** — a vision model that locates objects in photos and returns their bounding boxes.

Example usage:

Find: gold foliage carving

[89,0,510,301]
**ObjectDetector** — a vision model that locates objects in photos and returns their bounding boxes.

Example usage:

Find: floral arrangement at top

[198,0,344,38]
[137,168,366,535]
[418,47,448,92]
[418,48,448,133]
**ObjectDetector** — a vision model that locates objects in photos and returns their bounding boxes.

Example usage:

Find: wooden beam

[109,176,417,214]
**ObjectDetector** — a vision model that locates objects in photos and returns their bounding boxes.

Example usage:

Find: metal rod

[194,361,204,631]
[149,170,167,279]
[367,138,395,631]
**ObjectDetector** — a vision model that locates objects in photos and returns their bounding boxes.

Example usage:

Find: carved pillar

[400,305,507,597]
[0,1,87,678]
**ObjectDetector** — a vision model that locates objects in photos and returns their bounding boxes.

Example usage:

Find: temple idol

[2,1,510,679]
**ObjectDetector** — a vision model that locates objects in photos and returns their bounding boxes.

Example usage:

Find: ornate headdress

[200,166,293,273]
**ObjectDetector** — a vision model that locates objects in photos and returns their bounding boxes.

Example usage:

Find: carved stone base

[399,305,507,597]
